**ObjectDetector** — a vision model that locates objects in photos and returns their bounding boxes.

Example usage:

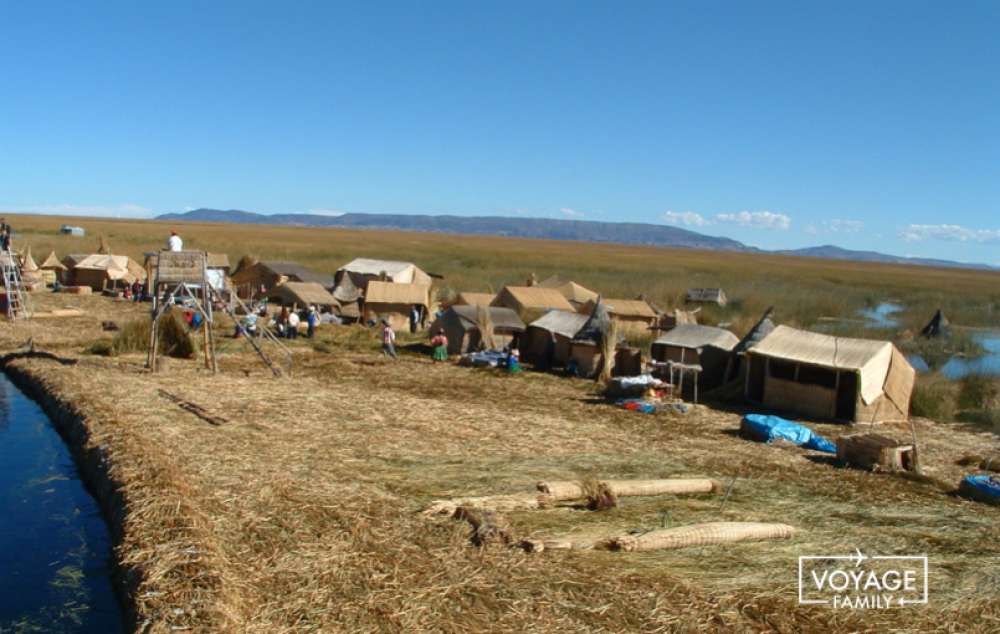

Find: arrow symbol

[853,548,868,567]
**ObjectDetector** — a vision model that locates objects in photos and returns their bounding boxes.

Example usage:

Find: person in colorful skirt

[430,328,449,362]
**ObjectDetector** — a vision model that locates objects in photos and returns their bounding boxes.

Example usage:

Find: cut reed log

[537,478,723,501]
[422,492,554,517]
[609,522,797,552]
[957,453,1000,473]
[521,535,606,553]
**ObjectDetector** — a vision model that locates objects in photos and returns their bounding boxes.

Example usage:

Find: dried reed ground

[2,292,1000,633]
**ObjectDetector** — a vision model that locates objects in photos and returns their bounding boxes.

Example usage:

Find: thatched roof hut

[230,261,334,294]
[454,291,495,307]
[491,286,575,320]
[652,324,740,391]
[538,275,599,308]
[363,281,431,331]
[920,309,950,338]
[686,288,727,306]
[523,309,589,367]
[336,258,432,289]
[578,297,657,334]
[428,305,525,355]
[745,325,915,423]
[268,282,340,311]
[70,254,146,291]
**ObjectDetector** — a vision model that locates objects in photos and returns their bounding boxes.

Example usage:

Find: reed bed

[1,262,999,631]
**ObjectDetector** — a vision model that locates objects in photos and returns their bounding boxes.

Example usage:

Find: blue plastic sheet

[741,414,837,454]
[963,475,1000,499]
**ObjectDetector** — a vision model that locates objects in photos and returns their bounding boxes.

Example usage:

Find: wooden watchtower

[146,250,217,373]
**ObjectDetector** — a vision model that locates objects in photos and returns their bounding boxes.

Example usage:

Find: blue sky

[1,1,997,262]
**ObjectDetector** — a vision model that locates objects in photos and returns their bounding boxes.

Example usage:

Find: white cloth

[288,312,300,328]
[167,235,183,251]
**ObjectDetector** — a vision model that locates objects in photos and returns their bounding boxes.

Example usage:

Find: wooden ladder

[2,246,31,320]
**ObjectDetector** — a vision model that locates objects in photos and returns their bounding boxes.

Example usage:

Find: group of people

[378,320,521,372]
[275,305,319,339]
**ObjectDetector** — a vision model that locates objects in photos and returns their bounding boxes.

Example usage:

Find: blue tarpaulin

[741,414,837,454]
[963,475,1000,499]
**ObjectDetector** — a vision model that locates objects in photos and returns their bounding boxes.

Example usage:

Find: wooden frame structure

[146,250,217,373]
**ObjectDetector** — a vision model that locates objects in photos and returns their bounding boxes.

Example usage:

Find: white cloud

[0,203,154,217]
[662,210,710,227]
[899,224,1000,244]
[714,210,791,230]
[308,208,346,216]
[559,207,584,217]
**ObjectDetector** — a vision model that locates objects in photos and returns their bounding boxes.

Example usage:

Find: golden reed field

[7,213,1000,327]
[1,213,999,632]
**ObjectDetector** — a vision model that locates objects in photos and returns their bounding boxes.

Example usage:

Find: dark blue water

[0,375,123,633]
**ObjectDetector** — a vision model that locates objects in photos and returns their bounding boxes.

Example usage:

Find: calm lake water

[939,333,1000,379]
[859,302,903,328]
[0,375,122,633]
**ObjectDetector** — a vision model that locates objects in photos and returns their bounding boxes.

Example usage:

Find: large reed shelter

[744,325,915,423]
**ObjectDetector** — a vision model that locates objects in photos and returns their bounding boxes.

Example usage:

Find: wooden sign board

[156,251,207,284]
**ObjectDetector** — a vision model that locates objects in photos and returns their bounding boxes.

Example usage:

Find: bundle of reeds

[422,492,554,517]
[598,318,617,384]
[537,478,723,502]
[476,304,497,351]
[609,522,797,552]
[108,309,199,358]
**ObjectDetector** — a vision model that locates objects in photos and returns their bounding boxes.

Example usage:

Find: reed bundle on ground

[537,478,723,502]
[958,453,1000,473]
[521,535,606,553]
[609,522,797,552]
[422,492,554,517]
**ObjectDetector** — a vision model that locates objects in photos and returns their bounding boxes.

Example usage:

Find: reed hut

[268,282,340,312]
[428,305,525,354]
[69,254,146,292]
[331,274,363,321]
[363,281,431,331]
[491,286,574,321]
[230,261,334,296]
[920,309,950,338]
[651,324,739,390]
[686,288,727,307]
[745,325,915,423]
[538,275,599,310]
[336,258,432,290]
[579,297,657,335]
[39,251,67,285]
[569,300,621,379]
[19,246,44,289]
[658,308,699,329]
[523,310,589,367]
[454,291,495,307]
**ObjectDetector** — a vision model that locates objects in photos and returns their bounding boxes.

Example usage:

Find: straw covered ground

[1,291,998,632]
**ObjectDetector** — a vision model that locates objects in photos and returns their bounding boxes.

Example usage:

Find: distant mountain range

[156,208,993,270]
